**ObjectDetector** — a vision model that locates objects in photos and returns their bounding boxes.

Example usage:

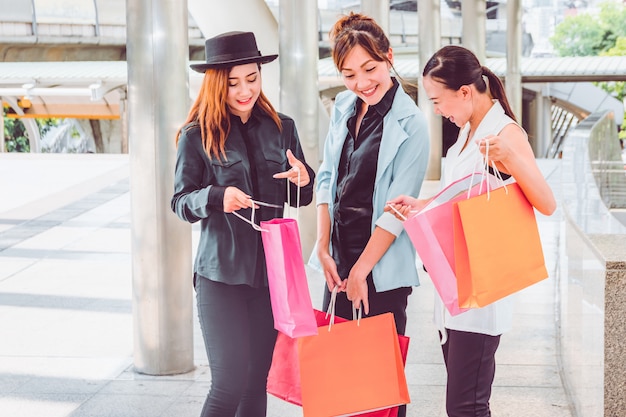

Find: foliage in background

[3,106,60,152]
[551,1,626,141]
[551,1,626,57]
[3,115,29,152]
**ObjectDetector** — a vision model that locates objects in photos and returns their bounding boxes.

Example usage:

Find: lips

[361,85,377,97]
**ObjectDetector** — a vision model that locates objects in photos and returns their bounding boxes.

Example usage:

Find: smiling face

[422,75,473,128]
[226,63,261,121]
[339,45,393,106]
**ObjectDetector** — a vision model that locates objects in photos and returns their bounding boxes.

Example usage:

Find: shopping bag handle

[231,167,301,231]
[285,166,301,223]
[325,285,338,331]
[386,204,407,221]
[231,202,269,232]
[324,285,362,331]
[472,139,508,200]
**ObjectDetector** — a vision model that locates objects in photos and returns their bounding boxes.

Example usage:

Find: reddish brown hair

[176,65,281,159]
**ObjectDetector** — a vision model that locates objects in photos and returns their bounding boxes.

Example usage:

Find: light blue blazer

[308,84,430,291]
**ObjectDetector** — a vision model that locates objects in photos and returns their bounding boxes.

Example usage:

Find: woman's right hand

[223,186,254,213]
[385,195,429,220]
[317,251,346,292]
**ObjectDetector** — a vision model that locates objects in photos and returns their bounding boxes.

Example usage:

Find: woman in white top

[387,45,556,417]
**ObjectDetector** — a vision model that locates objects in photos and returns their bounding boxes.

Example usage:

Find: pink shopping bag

[260,218,318,338]
[403,173,487,316]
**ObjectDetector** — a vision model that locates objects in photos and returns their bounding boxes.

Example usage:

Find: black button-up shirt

[332,78,400,278]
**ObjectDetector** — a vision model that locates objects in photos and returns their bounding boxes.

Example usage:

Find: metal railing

[585,111,626,209]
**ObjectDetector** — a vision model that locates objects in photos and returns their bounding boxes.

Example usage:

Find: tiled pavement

[0,153,572,417]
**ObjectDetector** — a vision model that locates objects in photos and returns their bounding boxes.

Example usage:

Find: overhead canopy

[319,53,626,85]
[1,54,625,119]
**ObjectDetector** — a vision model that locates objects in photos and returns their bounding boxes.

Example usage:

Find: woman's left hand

[273,149,310,187]
[476,134,512,163]
[346,267,369,315]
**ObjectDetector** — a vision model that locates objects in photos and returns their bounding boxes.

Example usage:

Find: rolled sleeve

[375,211,405,237]
[316,187,331,206]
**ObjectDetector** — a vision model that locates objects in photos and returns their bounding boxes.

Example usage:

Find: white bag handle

[477,139,508,201]
[324,285,362,331]
[231,202,269,232]
[232,165,302,231]
[285,166,301,223]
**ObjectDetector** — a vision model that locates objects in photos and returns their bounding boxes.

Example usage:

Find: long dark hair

[422,45,517,122]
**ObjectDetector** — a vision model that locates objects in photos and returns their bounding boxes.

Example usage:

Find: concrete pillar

[126,0,193,375]
[361,0,389,35]
[462,0,486,63]
[418,0,442,180]
[532,85,553,158]
[279,0,319,258]
[506,0,523,123]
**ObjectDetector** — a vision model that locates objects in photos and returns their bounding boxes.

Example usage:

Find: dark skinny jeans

[195,276,277,417]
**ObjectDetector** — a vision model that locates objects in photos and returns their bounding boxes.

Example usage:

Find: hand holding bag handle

[231,166,301,229]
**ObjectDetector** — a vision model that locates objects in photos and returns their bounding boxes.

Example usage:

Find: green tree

[551,2,626,141]
[551,2,626,57]
[3,114,30,153]
[3,108,60,152]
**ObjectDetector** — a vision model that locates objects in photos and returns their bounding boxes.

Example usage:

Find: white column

[279,0,320,258]
[126,0,193,375]
[187,0,280,105]
[361,0,389,35]
[506,0,523,122]
[462,0,486,63]
[418,0,442,180]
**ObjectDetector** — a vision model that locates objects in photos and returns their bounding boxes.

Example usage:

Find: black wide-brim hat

[190,31,278,73]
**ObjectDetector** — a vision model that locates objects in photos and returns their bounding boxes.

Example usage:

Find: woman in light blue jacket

[309,12,430,352]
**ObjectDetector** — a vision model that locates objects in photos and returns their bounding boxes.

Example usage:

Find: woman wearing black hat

[171,31,315,417]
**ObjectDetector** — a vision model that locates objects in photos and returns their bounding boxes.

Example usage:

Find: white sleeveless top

[435,100,519,342]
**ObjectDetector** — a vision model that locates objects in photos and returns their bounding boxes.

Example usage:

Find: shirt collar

[372,77,399,117]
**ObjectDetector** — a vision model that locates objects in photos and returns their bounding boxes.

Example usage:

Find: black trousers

[441,329,501,417]
[195,277,277,417]
[322,276,412,417]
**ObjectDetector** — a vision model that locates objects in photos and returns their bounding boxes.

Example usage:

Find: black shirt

[331,78,400,277]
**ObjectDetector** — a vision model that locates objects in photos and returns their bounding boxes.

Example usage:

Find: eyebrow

[341,59,374,72]
[228,71,258,80]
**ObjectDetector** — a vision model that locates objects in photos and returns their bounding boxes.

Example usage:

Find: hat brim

[190,54,278,73]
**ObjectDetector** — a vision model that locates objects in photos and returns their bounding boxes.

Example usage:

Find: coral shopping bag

[453,182,548,308]
[267,309,410,417]
[401,173,487,316]
[297,312,410,417]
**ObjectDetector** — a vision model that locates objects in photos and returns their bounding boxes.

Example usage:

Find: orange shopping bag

[453,182,548,308]
[267,309,409,417]
[297,312,410,417]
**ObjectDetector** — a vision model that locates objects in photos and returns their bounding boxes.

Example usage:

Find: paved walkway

[0,153,573,417]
